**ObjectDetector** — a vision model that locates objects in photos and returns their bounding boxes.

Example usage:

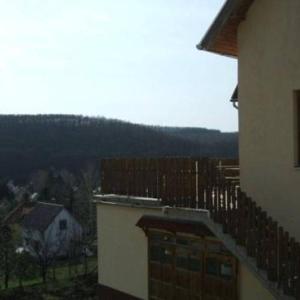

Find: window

[59,219,67,230]
[294,90,300,166]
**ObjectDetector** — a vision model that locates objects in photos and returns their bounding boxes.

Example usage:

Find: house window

[294,90,300,166]
[59,219,67,230]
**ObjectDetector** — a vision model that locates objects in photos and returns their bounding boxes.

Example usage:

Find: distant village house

[4,201,82,257]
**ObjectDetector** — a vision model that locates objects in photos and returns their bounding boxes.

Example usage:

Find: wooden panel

[148,232,237,300]
[203,253,237,300]
[204,0,255,57]
[100,157,239,205]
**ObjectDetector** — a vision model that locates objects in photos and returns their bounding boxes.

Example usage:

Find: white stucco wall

[238,264,275,300]
[44,209,83,255]
[96,201,276,299]
[238,0,300,239]
[96,202,162,300]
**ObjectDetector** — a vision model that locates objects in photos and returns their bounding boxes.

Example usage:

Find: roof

[22,202,64,232]
[3,201,36,226]
[197,0,255,57]
[136,215,214,237]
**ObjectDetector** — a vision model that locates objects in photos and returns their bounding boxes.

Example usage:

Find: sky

[0,0,237,131]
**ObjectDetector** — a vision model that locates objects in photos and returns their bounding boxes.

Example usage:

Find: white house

[21,201,82,257]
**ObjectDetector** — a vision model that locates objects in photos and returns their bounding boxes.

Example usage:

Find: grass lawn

[1,256,97,290]
[0,272,98,300]
[48,256,97,281]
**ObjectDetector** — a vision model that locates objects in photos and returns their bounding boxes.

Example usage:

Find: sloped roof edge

[3,200,35,226]
[136,215,214,237]
[22,202,64,232]
[197,0,255,57]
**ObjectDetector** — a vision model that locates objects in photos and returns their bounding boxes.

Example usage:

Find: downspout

[230,86,238,110]
[231,99,239,109]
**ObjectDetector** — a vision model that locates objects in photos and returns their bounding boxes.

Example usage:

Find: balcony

[100,157,300,299]
[101,157,239,207]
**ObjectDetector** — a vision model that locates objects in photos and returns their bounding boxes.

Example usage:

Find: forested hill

[0,115,238,181]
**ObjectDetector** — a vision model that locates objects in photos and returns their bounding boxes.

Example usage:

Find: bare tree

[14,251,35,288]
[0,225,14,289]
[79,163,98,237]
[24,227,68,283]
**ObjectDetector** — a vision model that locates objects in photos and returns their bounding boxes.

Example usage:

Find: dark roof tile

[22,202,64,232]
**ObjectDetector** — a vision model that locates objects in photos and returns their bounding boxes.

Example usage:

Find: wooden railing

[101,157,300,299]
[101,157,239,206]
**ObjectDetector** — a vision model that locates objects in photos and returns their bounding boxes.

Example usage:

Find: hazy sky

[0,0,237,131]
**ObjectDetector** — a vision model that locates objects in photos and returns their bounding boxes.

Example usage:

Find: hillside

[0,115,238,181]
[158,126,237,155]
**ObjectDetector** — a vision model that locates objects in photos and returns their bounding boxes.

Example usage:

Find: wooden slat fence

[101,158,237,205]
[100,157,300,299]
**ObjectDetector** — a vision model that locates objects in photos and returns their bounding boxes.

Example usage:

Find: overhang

[197,0,255,57]
[136,215,214,237]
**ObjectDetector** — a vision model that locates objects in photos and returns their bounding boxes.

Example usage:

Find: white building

[22,201,82,257]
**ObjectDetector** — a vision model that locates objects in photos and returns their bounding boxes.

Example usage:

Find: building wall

[96,203,162,300]
[23,209,82,256]
[45,209,83,255]
[238,264,275,300]
[238,0,300,239]
[96,202,276,299]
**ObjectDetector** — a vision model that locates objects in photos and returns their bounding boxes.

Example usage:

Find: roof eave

[197,0,240,58]
[196,43,237,59]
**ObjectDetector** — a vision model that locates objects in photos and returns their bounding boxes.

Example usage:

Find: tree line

[0,114,238,181]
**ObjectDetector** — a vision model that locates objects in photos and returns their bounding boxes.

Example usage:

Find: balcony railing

[101,157,239,206]
[101,157,300,299]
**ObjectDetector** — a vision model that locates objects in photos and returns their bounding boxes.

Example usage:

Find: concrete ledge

[93,194,162,208]
[162,206,210,220]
